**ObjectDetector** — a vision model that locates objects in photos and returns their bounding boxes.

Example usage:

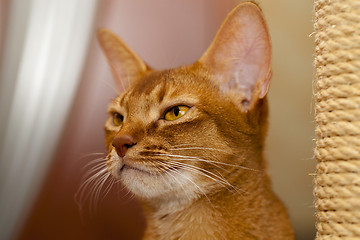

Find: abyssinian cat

[98,2,294,239]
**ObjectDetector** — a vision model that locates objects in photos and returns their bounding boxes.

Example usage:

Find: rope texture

[314,0,360,238]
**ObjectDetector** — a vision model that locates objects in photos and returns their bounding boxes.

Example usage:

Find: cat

[98,2,294,239]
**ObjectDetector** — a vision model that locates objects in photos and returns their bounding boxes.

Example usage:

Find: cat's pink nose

[112,135,137,158]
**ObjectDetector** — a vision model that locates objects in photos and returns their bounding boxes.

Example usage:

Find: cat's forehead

[112,67,210,110]
[129,70,170,102]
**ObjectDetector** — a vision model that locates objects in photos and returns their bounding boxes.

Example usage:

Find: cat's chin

[120,163,152,175]
[106,150,203,200]
[115,166,200,201]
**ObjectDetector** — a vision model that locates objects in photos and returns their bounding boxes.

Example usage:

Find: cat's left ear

[97,29,148,92]
[199,2,272,111]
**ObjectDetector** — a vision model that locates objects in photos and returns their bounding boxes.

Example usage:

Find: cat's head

[99,2,271,202]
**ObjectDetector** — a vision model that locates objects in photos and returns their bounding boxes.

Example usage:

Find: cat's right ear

[97,29,148,92]
[199,2,272,112]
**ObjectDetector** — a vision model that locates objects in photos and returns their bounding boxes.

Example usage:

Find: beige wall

[261,0,316,237]
[18,0,315,239]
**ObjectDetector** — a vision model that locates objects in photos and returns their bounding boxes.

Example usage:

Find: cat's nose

[112,134,137,158]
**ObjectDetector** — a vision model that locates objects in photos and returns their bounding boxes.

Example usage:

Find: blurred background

[0,0,315,239]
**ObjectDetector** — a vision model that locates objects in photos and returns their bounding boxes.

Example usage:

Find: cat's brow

[156,80,167,104]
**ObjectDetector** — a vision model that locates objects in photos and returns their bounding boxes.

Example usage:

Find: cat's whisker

[172,143,235,150]
[213,168,246,195]
[99,173,114,202]
[166,170,193,202]
[166,166,214,208]
[157,159,236,195]
[155,154,241,189]
[151,155,246,195]
[76,168,108,204]
[102,176,116,200]
[172,143,201,147]
[82,161,108,179]
[165,160,237,192]
[75,157,120,216]
[177,156,231,173]
[119,183,135,202]
[77,168,108,195]
[158,153,261,172]
[75,154,106,170]
[169,146,230,154]
[92,172,111,210]
[150,161,194,202]
[157,153,229,172]
[81,157,107,172]
[147,161,193,202]
[88,172,111,213]
[145,162,211,204]
[79,152,106,160]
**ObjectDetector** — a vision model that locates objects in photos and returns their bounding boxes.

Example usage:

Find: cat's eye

[164,106,190,121]
[112,112,123,126]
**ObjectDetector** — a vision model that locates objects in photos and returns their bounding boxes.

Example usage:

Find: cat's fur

[99,2,294,239]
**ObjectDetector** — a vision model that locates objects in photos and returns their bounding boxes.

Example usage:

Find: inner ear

[199,2,272,111]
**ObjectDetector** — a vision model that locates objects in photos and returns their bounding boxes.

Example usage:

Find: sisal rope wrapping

[314,0,360,238]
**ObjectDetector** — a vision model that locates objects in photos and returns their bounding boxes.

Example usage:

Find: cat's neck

[141,158,269,240]
[143,169,268,240]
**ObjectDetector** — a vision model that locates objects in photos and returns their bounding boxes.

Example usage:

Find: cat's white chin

[121,166,200,200]
[107,150,203,200]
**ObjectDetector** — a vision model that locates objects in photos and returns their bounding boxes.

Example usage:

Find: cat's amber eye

[164,106,190,121]
[112,112,123,126]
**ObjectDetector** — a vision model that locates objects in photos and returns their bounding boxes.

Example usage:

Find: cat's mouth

[120,164,152,175]
[118,159,181,176]
[118,156,157,176]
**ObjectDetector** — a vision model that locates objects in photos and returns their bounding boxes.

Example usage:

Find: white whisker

[157,153,261,172]
[168,166,214,208]
[170,147,229,154]
[102,177,116,199]
[79,152,106,160]
[213,168,246,195]
[82,161,107,179]
[92,172,111,210]
[150,161,194,202]
[75,168,108,207]
[165,160,237,192]
[166,170,193,202]
[75,155,119,216]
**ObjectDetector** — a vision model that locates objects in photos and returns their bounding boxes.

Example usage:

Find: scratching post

[314,0,360,239]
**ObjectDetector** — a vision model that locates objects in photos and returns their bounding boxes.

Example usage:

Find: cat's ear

[97,29,148,92]
[199,2,272,111]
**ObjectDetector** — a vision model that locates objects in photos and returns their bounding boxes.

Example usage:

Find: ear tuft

[199,2,272,111]
[97,29,148,92]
